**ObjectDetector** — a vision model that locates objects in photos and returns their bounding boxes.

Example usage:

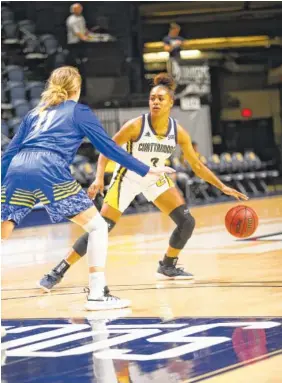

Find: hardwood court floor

[1,196,282,382]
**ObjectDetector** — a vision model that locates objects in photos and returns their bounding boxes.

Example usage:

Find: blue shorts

[1,150,93,225]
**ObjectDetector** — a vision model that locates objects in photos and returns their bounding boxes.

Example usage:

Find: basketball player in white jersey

[39,73,248,292]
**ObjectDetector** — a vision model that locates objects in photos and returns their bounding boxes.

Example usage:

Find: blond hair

[39,66,82,113]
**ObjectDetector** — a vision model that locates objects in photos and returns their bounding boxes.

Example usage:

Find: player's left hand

[221,185,248,201]
[87,178,104,200]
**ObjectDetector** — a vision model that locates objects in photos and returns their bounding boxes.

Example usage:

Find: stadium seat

[218,153,233,184]
[207,154,221,174]
[21,35,46,60]
[1,120,9,137]
[199,154,222,198]
[6,81,26,102]
[39,34,59,55]
[1,133,11,152]
[244,151,263,172]
[53,51,67,68]
[18,20,36,35]
[12,100,30,119]
[244,151,279,193]
[220,153,233,174]
[5,65,25,82]
[2,21,20,44]
[1,6,14,22]
[7,117,21,135]
[1,86,8,104]
[30,99,40,109]
[26,82,45,100]
[230,152,248,195]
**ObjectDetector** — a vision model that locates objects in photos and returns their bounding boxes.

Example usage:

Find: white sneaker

[85,286,131,311]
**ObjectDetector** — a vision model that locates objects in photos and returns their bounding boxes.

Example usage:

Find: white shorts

[104,173,174,213]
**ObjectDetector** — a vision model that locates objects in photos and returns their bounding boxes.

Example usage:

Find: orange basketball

[225,205,259,238]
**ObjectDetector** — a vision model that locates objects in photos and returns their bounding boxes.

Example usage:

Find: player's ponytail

[39,66,82,113]
[153,73,176,96]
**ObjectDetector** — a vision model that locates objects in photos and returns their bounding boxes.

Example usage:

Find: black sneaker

[37,270,64,292]
[156,261,194,280]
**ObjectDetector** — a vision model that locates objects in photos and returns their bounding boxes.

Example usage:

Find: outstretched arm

[95,117,141,179]
[177,124,248,201]
[88,117,146,199]
[75,105,149,177]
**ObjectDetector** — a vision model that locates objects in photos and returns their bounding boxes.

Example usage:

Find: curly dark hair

[153,73,176,92]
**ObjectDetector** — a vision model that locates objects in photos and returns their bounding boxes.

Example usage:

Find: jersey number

[31,110,57,138]
[151,157,159,167]
[156,176,166,187]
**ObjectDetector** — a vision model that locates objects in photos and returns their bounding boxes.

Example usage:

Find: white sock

[89,272,106,299]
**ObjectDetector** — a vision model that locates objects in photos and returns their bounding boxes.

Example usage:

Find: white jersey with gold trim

[105,113,178,212]
[120,113,177,184]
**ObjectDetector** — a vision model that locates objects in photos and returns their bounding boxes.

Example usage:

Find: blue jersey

[1,100,149,182]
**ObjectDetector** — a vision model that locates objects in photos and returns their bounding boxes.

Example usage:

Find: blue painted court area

[2,317,282,383]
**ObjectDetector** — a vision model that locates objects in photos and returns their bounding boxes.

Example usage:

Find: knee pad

[73,216,116,257]
[82,213,107,233]
[169,205,195,249]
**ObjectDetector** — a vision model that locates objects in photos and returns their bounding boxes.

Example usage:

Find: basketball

[225,206,259,238]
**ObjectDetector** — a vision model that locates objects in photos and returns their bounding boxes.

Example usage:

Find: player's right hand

[221,185,248,201]
[148,166,176,176]
[87,178,104,200]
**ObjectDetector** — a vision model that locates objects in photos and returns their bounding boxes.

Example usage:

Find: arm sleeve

[74,104,149,177]
[1,117,28,182]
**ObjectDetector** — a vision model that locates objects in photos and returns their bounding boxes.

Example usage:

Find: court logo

[2,318,281,360]
[2,318,282,383]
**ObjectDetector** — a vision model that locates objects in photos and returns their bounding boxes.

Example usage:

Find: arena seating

[1,3,280,213]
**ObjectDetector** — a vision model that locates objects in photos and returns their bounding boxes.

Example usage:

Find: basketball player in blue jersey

[1,66,175,310]
[39,72,248,292]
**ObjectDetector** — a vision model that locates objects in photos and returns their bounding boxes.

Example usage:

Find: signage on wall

[180,96,201,110]
[169,62,211,108]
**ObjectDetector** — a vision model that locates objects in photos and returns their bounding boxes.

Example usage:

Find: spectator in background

[163,23,184,59]
[66,3,90,96]
[163,23,184,83]
[66,3,90,48]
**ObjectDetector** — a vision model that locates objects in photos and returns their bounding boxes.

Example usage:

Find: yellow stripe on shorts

[53,183,81,198]
[9,200,35,208]
[104,141,132,210]
[165,174,174,188]
[10,196,36,205]
[104,167,127,210]
[1,187,6,203]
[53,180,77,191]
[33,189,50,205]
[9,188,36,208]
[54,185,82,201]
